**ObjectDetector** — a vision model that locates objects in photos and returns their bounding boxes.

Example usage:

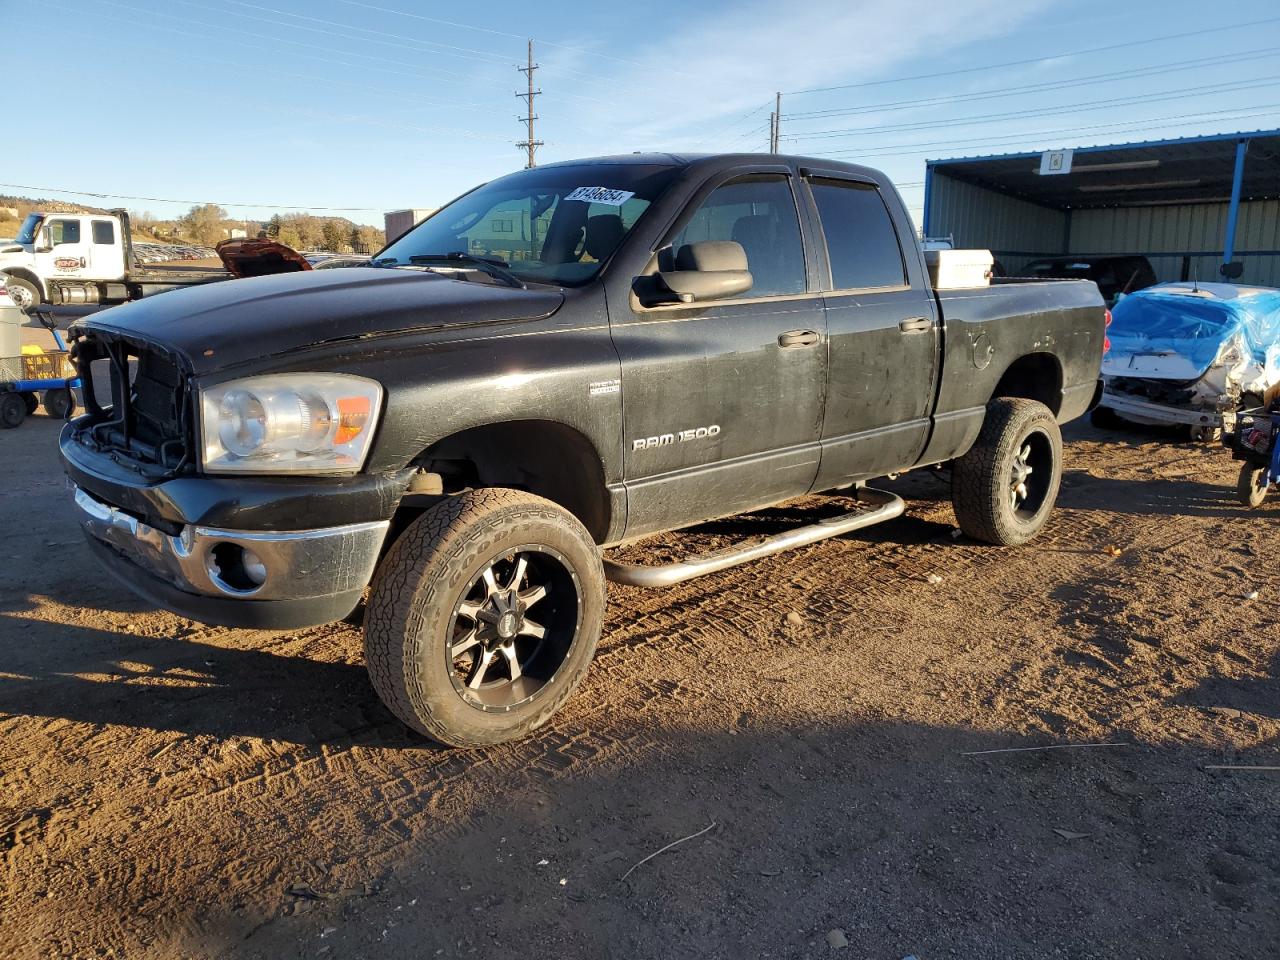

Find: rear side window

[92,220,115,245]
[48,219,81,246]
[671,175,806,298]
[809,179,906,290]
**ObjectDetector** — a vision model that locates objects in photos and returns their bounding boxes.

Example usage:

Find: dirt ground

[1,411,1277,960]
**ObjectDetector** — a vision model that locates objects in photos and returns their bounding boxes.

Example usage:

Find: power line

[330,0,689,74]
[689,101,772,147]
[0,182,382,212]
[783,75,1280,141]
[90,0,613,106]
[803,105,1280,160]
[785,15,1280,95]
[211,0,622,86]
[93,0,510,88]
[784,47,1280,122]
[517,40,544,168]
[176,0,514,68]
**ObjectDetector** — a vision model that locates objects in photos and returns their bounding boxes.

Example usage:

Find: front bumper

[73,485,388,629]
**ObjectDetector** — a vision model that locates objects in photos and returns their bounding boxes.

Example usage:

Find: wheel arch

[1,268,45,301]
[399,418,614,545]
[990,352,1064,415]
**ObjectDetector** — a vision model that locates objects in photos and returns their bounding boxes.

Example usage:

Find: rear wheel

[0,393,27,429]
[1237,464,1269,508]
[363,488,605,747]
[42,388,74,420]
[952,398,1063,546]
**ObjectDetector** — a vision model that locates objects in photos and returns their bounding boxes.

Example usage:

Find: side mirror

[35,228,53,253]
[655,241,753,303]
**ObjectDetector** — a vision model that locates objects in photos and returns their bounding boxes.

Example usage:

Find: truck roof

[537,152,889,182]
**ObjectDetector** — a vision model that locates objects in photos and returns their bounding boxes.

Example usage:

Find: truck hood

[74,267,565,375]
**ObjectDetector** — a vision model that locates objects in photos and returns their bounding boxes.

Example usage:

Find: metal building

[923,129,1280,286]
[383,208,436,244]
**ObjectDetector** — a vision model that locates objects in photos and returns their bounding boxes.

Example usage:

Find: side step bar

[602,487,905,588]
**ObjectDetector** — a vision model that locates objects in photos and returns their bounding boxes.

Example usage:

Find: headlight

[200,373,383,474]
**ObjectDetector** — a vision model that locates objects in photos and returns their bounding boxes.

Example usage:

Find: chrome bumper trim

[73,486,388,601]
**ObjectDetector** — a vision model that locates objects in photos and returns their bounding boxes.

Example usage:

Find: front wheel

[952,398,1063,546]
[363,488,605,747]
[4,276,40,311]
[1237,464,1269,508]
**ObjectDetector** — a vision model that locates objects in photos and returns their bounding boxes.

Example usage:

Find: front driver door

[34,217,92,282]
[612,172,828,539]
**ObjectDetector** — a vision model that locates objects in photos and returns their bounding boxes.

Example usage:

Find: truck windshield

[375,163,680,286]
[16,213,43,245]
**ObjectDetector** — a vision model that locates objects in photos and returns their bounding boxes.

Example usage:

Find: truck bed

[129,261,227,283]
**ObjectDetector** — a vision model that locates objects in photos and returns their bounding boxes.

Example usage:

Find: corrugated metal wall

[926,171,1065,272]
[1069,199,1280,287]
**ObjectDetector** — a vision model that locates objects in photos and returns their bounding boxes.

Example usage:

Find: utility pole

[770,91,781,152]
[516,39,543,168]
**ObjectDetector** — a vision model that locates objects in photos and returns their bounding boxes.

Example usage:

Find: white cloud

[540,0,1054,155]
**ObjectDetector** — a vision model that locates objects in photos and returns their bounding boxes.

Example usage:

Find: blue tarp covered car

[1098,282,1280,436]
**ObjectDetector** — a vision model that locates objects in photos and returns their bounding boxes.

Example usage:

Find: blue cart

[0,311,81,429]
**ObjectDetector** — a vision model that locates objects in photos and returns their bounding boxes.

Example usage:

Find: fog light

[207,542,268,594]
[241,547,268,586]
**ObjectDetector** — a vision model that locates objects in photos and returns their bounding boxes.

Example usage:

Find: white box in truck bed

[925,249,994,289]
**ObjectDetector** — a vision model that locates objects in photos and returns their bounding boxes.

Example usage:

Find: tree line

[131,204,385,253]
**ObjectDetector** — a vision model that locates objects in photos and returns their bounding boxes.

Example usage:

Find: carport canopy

[924,129,1280,273]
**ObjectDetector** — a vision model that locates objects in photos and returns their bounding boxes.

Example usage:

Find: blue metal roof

[927,127,1280,167]
[925,128,1280,210]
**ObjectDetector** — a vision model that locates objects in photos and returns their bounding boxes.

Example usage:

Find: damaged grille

[70,331,195,475]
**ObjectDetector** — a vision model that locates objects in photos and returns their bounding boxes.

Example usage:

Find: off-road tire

[363,488,605,747]
[42,388,74,420]
[1,393,26,428]
[1237,464,1269,509]
[4,276,40,310]
[952,398,1063,546]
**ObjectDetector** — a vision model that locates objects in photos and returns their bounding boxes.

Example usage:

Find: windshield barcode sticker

[564,186,635,206]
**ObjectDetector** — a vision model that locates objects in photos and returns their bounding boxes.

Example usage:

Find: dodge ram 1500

[62,153,1106,746]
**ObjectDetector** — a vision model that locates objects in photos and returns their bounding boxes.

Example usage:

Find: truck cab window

[91,220,115,245]
[809,179,906,290]
[671,176,806,298]
[49,219,81,246]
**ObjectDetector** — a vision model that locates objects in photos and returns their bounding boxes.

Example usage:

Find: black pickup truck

[61,153,1106,746]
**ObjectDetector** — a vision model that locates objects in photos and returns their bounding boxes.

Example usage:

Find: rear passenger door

[613,172,828,538]
[802,173,941,489]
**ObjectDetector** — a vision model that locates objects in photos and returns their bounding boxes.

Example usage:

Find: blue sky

[8,0,1280,228]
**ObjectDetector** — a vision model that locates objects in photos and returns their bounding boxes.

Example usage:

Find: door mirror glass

[36,228,53,253]
[655,240,753,303]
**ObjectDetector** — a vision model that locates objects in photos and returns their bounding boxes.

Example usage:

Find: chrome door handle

[899,317,933,333]
[778,329,821,348]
